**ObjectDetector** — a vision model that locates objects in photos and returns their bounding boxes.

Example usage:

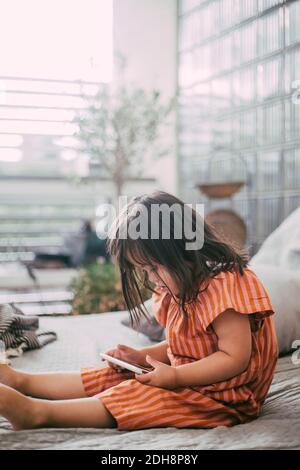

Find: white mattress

[1,312,299,450]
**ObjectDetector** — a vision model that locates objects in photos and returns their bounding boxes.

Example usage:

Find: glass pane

[284,99,291,141]
[178,52,195,88]
[195,44,213,81]
[257,198,281,239]
[211,76,231,111]
[285,96,300,141]
[240,110,256,148]
[258,102,283,145]
[218,33,233,72]
[239,0,258,21]
[258,151,282,191]
[182,2,220,44]
[284,195,300,220]
[286,47,300,94]
[232,66,256,106]
[243,153,257,191]
[179,11,201,51]
[178,16,191,51]
[258,10,283,56]
[292,99,300,140]
[284,149,300,190]
[287,1,300,45]
[232,115,240,149]
[179,0,202,15]
[203,2,219,40]
[257,56,282,100]
[207,153,239,182]
[212,118,232,149]
[258,0,282,12]
[219,0,238,31]
[240,22,257,64]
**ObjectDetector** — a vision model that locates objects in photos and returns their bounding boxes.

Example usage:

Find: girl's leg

[0,383,116,430]
[0,364,86,399]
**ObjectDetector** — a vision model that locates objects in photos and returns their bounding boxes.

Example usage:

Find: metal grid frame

[177,0,300,253]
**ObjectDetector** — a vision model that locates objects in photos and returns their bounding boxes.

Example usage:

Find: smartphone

[99,352,152,375]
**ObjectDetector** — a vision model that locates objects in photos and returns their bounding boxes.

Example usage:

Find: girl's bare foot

[0,384,44,430]
[0,364,22,391]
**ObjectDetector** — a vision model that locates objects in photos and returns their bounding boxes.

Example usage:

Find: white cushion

[251,207,300,269]
[249,262,300,355]
[250,207,300,355]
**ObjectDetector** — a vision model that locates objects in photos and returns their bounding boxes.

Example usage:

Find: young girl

[0,191,278,430]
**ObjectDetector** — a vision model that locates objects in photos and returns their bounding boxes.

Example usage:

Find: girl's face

[129,258,180,297]
[144,263,179,295]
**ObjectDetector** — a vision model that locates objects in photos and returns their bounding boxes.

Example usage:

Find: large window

[0,1,113,262]
[0,0,113,177]
[178,0,300,252]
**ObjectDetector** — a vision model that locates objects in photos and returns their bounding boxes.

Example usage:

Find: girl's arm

[175,309,252,387]
[104,341,169,371]
[137,309,252,389]
[139,340,170,366]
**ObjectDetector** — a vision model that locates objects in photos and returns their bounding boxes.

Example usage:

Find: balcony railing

[0,76,156,263]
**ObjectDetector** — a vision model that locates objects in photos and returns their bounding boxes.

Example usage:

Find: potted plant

[70,261,151,315]
[74,84,175,200]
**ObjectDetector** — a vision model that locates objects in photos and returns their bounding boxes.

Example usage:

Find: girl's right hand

[102,344,147,372]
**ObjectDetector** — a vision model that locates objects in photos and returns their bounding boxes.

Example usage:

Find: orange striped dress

[80,267,279,430]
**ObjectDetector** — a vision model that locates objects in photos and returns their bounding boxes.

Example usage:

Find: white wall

[113,0,178,195]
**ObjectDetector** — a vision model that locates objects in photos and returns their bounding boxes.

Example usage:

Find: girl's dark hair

[107,191,249,326]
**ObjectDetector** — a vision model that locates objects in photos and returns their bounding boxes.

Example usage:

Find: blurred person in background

[32,220,110,269]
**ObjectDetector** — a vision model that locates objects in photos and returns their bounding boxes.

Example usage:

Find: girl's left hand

[135,355,178,390]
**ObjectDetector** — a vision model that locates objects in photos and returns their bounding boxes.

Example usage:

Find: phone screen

[99,352,153,374]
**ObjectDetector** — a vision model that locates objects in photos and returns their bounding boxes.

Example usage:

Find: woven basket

[196,181,245,199]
